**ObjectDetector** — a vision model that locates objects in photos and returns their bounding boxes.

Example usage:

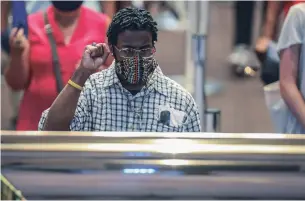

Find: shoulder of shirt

[87,68,113,88]
[157,73,195,103]
[288,3,305,17]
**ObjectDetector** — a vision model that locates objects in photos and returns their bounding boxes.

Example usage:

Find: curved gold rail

[2,131,305,199]
[2,131,305,169]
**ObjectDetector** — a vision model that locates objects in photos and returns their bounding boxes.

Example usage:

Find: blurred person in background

[256,1,305,60]
[228,1,260,77]
[4,1,112,130]
[256,1,305,85]
[229,1,304,78]
[144,1,180,30]
[255,1,282,58]
[38,7,201,132]
[1,0,105,129]
[278,3,305,133]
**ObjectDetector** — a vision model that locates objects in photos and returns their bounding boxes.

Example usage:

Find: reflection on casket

[1,131,305,199]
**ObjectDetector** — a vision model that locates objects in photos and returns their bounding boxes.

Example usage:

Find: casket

[2,131,305,200]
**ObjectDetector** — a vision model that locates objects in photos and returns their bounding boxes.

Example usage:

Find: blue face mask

[115,55,158,85]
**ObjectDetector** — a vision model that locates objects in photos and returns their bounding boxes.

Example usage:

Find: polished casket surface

[2,131,305,199]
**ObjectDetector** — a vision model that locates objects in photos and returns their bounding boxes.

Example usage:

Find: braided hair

[107,7,158,45]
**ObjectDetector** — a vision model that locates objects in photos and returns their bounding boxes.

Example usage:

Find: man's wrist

[71,67,92,87]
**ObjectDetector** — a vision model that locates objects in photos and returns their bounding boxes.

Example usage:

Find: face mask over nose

[51,1,83,12]
[115,54,158,85]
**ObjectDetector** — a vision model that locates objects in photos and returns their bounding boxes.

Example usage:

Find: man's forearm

[262,1,281,38]
[281,82,305,129]
[43,85,82,131]
[43,69,90,131]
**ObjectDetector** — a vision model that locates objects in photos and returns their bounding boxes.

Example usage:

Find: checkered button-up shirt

[38,64,201,132]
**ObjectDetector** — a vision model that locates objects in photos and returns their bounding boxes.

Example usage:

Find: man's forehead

[118,30,152,47]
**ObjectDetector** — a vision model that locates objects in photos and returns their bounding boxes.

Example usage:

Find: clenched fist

[79,43,110,73]
[72,43,110,86]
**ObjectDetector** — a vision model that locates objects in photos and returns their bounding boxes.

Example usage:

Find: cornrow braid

[107,7,158,45]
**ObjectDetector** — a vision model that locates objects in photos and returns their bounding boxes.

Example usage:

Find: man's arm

[255,1,282,53]
[40,43,110,131]
[278,5,305,128]
[40,68,92,131]
[262,1,282,39]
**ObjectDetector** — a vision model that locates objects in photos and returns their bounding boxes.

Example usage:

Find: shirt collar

[146,66,169,97]
[100,61,169,97]
[100,62,120,88]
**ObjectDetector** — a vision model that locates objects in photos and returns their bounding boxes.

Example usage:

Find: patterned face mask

[115,55,158,85]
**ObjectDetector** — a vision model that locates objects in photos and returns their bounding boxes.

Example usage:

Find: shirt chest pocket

[145,108,184,132]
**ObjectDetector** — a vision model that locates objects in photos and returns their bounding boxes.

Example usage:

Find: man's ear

[106,37,114,55]
[109,45,114,56]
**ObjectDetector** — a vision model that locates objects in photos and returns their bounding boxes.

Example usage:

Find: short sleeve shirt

[38,64,202,132]
[283,1,305,16]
